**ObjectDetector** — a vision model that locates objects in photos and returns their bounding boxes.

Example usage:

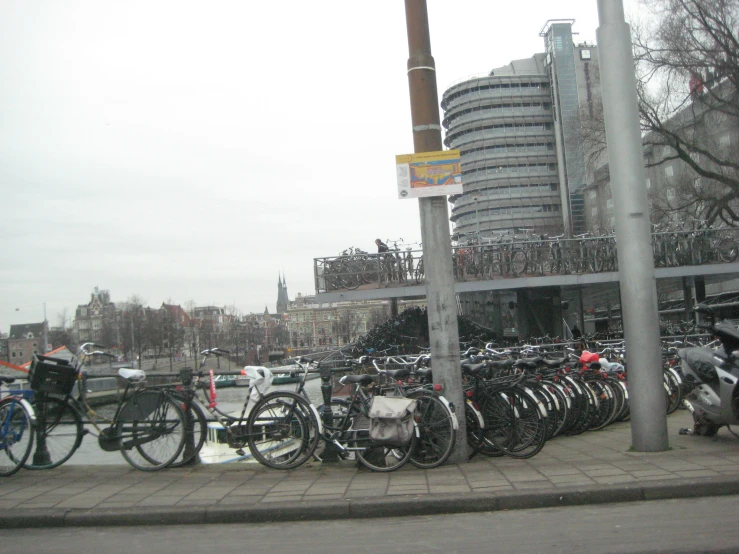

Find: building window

[646,178,651,189]
[589,190,597,200]
[591,207,598,217]
[664,166,674,177]
[720,133,731,147]
[666,188,676,200]
[606,199,613,209]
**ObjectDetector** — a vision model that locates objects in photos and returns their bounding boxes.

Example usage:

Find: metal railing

[314,227,739,294]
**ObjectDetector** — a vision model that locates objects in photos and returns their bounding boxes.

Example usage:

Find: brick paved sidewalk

[1,410,738,528]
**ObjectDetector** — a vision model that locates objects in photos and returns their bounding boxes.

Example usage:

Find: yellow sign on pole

[396,149,462,199]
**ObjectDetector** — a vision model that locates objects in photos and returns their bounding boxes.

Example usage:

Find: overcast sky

[0,0,642,332]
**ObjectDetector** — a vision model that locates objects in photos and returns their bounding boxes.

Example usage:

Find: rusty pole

[404,0,467,462]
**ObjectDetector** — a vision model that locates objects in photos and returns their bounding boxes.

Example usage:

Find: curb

[4,476,739,529]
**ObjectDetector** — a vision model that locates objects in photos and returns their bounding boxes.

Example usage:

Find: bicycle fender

[523,387,548,418]
[466,399,485,429]
[19,398,36,425]
[438,395,459,430]
[308,403,323,436]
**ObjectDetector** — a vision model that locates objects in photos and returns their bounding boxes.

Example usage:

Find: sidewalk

[2,410,738,528]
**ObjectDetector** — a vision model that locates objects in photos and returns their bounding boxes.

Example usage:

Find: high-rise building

[442,20,598,239]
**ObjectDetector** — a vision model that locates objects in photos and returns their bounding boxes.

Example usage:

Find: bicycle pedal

[235,449,246,456]
[678,428,694,435]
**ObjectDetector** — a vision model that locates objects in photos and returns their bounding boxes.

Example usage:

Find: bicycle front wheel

[26,396,83,470]
[406,392,456,469]
[0,397,34,477]
[117,391,186,471]
[246,392,318,470]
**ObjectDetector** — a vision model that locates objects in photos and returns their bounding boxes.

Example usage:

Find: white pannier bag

[368,396,417,446]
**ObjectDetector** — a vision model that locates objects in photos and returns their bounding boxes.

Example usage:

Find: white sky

[0,0,642,332]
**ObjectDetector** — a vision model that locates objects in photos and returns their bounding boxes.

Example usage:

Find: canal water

[64,377,325,465]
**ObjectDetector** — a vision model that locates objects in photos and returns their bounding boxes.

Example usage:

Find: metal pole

[596,0,668,451]
[404,0,467,462]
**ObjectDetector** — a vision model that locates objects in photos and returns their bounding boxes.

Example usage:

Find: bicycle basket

[28,354,79,395]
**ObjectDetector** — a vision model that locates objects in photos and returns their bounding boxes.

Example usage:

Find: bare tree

[580,0,739,225]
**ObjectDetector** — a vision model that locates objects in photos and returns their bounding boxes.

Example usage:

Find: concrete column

[404,0,467,462]
[597,0,669,451]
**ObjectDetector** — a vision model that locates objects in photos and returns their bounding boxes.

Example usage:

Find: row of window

[446,103,552,126]
[458,204,561,221]
[446,122,554,146]
[464,142,555,155]
[464,163,557,178]
[465,183,559,199]
[444,81,550,106]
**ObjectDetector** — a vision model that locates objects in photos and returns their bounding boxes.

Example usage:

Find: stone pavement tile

[387,484,429,492]
[305,486,348,496]
[572,463,618,471]
[500,472,547,482]
[471,485,514,492]
[635,473,679,481]
[592,475,638,484]
[229,484,277,495]
[177,499,219,506]
[428,485,471,494]
[260,495,303,503]
[301,494,345,501]
[345,481,386,490]
[583,468,628,478]
[104,493,154,503]
[136,496,185,507]
[628,470,676,478]
[270,483,312,493]
[548,474,596,485]
[554,479,598,488]
[673,469,720,478]
[345,488,387,497]
[652,462,706,471]
[512,481,554,490]
[539,467,581,477]
[95,501,138,508]
[387,489,429,496]
[218,495,262,505]
[55,497,105,509]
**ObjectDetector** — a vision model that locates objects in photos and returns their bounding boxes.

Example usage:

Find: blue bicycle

[0,376,35,476]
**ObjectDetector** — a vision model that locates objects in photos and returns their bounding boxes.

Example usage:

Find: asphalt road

[2,495,738,554]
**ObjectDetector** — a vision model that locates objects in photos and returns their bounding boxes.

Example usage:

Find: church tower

[276,273,289,314]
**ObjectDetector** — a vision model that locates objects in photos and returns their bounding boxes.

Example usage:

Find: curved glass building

[442,21,597,240]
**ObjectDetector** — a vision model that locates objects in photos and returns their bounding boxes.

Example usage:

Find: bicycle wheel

[117,391,186,471]
[246,391,318,470]
[0,397,34,477]
[356,433,416,472]
[406,392,456,469]
[510,250,527,275]
[25,396,83,470]
[170,400,207,468]
[718,239,738,262]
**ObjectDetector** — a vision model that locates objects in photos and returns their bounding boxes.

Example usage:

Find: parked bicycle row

[315,226,739,292]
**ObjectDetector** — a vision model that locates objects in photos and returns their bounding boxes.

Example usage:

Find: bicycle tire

[718,239,738,262]
[356,432,416,472]
[406,391,456,469]
[0,397,34,477]
[510,250,527,276]
[25,395,83,470]
[246,391,318,470]
[170,400,207,468]
[117,391,186,471]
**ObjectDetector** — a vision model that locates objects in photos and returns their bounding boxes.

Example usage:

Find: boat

[211,374,250,389]
[199,420,302,464]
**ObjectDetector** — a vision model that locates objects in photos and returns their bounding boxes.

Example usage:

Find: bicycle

[289,357,418,472]
[158,348,320,470]
[0,377,35,477]
[25,343,188,471]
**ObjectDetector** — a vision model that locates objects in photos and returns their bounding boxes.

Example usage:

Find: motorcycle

[678,304,739,436]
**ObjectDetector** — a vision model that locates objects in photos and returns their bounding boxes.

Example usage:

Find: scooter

[678,304,739,436]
